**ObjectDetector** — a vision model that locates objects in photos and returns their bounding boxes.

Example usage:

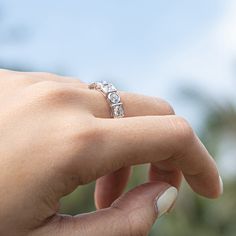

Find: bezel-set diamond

[112,104,124,118]
[88,81,124,118]
[108,92,120,104]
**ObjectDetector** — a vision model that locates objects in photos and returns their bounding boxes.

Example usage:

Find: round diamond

[108,92,120,104]
[113,105,124,118]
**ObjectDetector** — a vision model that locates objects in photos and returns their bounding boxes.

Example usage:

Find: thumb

[32,182,178,236]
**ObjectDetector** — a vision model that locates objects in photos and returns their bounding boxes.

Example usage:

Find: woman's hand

[0,70,222,236]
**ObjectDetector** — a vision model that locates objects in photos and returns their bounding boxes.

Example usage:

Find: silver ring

[88,81,125,118]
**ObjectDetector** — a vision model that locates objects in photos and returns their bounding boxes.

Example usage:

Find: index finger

[91,115,223,199]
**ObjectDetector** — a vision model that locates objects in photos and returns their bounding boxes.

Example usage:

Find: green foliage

[60,89,236,236]
[1,6,235,234]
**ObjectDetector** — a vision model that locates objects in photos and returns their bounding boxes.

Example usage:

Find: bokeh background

[1,0,236,235]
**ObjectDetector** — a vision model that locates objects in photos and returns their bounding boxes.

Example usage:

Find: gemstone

[113,104,124,118]
[101,80,108,85]
[101,83,116,93]
[108,92,120,104]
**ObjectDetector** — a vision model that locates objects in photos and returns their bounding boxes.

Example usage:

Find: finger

[43,82,177,206]
[93,92,175,209]
[149,163,182,190]
[148,165,182,215]
[32,182,178,236]
[85,116,222,198]
[86,89,175,118]
[95,167,132,209]
[21,80,221,198]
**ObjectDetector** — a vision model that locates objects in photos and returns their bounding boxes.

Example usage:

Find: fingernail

[155,186,178,218]
[219,176,224,195]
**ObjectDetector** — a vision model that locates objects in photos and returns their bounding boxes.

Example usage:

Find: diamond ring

[88,81,125,118]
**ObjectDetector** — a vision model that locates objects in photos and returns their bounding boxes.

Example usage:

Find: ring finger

[84,86,180,209]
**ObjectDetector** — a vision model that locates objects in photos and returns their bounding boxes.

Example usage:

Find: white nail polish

[219,176,224,195]
[156,187,178,218]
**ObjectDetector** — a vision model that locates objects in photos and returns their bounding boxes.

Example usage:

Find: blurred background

[1,0,236,235]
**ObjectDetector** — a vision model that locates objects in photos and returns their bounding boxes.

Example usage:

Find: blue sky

[1,0,235,126]
[1,1,236,175]
[1,0,235,112]
[0,1,230,96]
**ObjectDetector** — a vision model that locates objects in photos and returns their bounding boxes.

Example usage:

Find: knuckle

[0,70,34,85]
[35,72,82,83]
[14,74,35,85]
[172,116,195,144]
[157,98,175,115]
[36,72,57,79]
[31,81,80,104]
[34,80,61,90]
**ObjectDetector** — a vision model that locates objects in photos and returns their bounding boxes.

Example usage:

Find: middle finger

[84,88,177,208]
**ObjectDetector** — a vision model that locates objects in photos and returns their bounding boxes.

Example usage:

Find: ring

[88,81,125,118]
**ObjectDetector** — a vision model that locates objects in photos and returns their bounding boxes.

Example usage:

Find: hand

[0,70,222,236]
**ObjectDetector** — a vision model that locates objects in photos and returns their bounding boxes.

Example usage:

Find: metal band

[88,81,125,118]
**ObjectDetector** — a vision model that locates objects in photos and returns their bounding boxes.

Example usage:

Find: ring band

[88,81,125,118]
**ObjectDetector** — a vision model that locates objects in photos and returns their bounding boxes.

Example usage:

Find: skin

[0,69,222,236]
